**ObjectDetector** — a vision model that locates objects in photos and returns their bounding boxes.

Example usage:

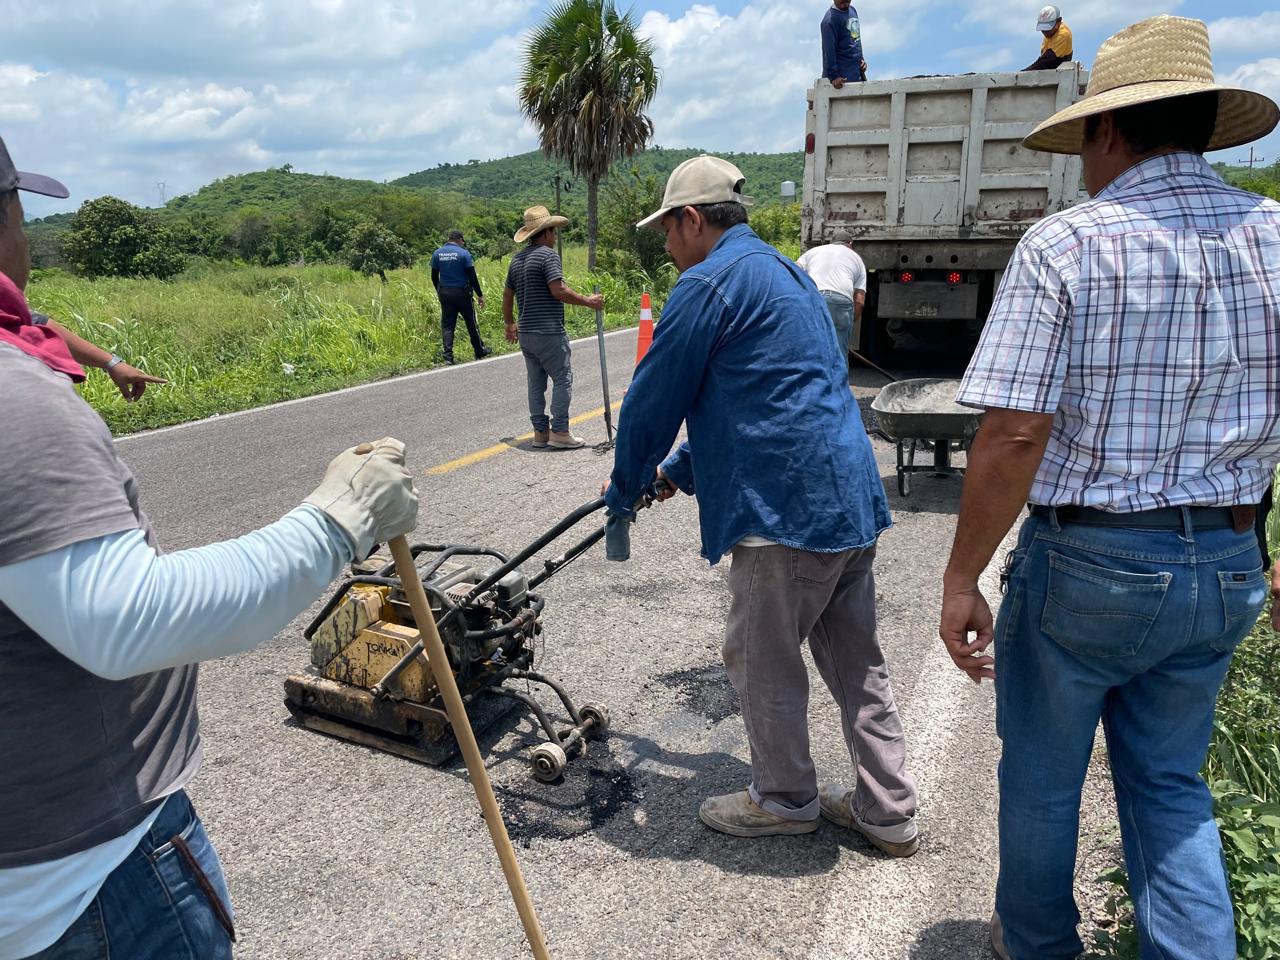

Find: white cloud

[1209,12,1280,57]
[1223,58,1280,104]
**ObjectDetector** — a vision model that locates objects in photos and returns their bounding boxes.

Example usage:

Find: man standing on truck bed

[937,15,1280,960]
[1025,4,1072,70]
[821,0,866,88]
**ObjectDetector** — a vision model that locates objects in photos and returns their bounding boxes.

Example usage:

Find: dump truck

[801,66,1088,356]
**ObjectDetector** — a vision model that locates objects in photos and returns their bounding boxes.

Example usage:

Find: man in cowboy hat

[503,205,603,449]
[937,15,1280,960]
[605,155,917,850]
[1024,4,1072,71]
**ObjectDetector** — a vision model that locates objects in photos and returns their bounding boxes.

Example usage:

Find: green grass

[27,248,652,435]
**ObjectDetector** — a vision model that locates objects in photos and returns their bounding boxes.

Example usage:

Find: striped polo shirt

[505,245,565,335]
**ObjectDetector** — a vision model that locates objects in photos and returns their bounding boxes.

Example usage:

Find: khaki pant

[723,543,917,823]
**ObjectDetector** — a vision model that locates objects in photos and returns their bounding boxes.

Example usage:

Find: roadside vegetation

[26,249,663,436]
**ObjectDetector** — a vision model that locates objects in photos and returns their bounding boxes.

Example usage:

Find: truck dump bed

[802,67,1087,261]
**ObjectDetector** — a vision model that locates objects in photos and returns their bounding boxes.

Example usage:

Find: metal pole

[386,536,552,960]
[594,283,614,446]
[553,173,564,262]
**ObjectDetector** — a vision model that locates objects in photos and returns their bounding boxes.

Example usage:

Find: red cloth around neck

[0,271,85,381]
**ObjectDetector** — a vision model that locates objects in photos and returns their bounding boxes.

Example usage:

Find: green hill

[393,147,805,206]
[162,166,412,220]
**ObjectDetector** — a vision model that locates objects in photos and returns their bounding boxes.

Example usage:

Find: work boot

[698,791,819,838]
[548,431,585,449]
[990,912,1010,960]
[818,782,920,857]
[531,430,550,448]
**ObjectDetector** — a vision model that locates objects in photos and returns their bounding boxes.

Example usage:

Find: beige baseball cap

[637,155,754,230]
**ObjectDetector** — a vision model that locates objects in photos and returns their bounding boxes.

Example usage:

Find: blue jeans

[994,512,1267,960]
[519,331,573,433]
[820,291,855,355]
[31,791,235,960]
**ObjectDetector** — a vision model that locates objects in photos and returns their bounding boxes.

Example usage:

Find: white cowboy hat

[513,205,571,243]
[1024,15,1280,155]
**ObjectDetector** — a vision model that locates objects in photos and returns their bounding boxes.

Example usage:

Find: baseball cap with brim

[1024,15,1280,155]
[0,137,69,198]
[514,205,570,243]
[637,155,754,231]
[1036,5,1061,31]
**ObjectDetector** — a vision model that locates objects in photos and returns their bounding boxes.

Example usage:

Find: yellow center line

[425,400,623,476]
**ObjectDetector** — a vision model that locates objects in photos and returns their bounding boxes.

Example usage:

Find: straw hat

[513,205,570,243]
[1024,15,1280,155]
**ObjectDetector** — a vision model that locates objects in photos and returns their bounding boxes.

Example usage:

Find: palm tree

[519,0,660,271]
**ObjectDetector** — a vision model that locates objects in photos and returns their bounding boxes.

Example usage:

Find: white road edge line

[806,525,1019,960]
[115,326,637,444]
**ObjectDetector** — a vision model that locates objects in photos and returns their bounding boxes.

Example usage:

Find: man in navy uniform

[430,229,490,364]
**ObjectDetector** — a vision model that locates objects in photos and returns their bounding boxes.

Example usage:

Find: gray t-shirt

[0,342,201,867]
[505,244,566,335]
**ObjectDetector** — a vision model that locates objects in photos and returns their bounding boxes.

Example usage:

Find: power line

[1236,147,1266,169]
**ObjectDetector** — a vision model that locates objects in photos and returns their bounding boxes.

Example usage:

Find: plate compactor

[285,491,654,782]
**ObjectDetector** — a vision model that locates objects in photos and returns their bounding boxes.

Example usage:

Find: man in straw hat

[605,155,918,851]
[503,205,603,450]
[937,15,1280,959]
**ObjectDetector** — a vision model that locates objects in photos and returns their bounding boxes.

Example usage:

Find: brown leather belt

[1029,504,1257,533]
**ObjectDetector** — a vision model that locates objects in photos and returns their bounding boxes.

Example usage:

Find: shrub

[344,222,414,282]
[62,197,187,280]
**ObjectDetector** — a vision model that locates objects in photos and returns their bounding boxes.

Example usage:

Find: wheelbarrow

[870,378,984,497]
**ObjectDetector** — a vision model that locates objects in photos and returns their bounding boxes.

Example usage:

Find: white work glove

[304,438,418,559]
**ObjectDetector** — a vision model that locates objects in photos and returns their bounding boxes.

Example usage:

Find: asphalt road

[115,331,1019,960]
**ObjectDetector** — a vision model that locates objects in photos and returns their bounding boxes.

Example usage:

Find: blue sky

[4,0,1279,218]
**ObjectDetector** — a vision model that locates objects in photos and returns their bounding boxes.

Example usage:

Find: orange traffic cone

[635,292,654,364]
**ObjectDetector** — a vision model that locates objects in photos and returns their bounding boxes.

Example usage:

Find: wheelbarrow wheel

[531,742,568,782]
[579,702,610,738]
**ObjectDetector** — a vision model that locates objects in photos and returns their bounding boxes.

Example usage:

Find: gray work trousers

[519,331,573,433]
[723,543,917,823]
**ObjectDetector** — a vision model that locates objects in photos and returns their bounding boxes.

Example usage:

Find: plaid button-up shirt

[957,152,1280,510]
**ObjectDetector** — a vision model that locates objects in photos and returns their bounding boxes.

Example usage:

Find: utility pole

[1237,147,1266,169]
[155,180,167,206]
[551,171,571,261]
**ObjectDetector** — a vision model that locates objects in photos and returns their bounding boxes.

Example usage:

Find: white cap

[637,155,754,230]
[1037,4,1061,30]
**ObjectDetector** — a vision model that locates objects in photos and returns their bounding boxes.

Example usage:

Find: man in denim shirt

[606,156,918,850]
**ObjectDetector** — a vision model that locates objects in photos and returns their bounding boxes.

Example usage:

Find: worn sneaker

[476,346,493,359]
[818,782,920,857]
[530,430,550,449]
[548,431,585,449]
[698,791,820,838]
[990,912,1009,960]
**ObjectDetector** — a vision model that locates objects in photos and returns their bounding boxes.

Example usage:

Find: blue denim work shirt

[605,223,891,564]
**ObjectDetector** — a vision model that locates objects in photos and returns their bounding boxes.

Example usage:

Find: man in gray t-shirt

[0,138,418,960]
[503,205,603,450]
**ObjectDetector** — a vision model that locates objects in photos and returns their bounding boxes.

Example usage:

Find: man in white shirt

[797,229,867,356]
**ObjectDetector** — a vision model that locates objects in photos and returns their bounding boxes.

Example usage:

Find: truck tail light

[947,271,963,285]
[898,270,914,284]
[805,133,815,154]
